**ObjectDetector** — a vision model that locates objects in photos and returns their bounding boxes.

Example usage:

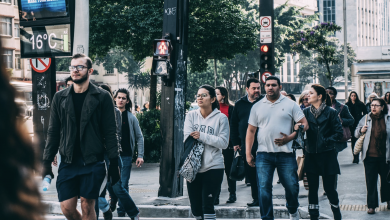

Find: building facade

[0,0,31,81]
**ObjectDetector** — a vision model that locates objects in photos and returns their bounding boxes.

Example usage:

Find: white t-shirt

[248,95,305,153]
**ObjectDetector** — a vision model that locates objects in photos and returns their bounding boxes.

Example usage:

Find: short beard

[250,92,260,100]
[72,73,89,84]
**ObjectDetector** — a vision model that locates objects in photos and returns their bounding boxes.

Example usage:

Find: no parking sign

[261,72,272,83]
[30,58,52,73]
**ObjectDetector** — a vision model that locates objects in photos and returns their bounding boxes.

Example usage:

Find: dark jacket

[223,105,234,150]
[230,95,264,154]
[332,100,355,152]
[346,101,368,129]
[43,83,119,164]
[303,106,344,154]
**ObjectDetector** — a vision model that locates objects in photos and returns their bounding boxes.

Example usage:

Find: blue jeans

[97,156,139,218]
[115,156,133,215]
[255,152,299,220]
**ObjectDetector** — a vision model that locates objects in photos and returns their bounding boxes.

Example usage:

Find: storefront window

[364,81,390,103]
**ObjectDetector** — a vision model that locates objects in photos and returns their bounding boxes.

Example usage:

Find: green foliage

[186,60,224,102]
[135,110,162,162]
[56,57,72,72]
[89,0,258,72]
[274,2,318,68]
[185,101,192,111]
[156,91,162,107]
[291,22,342,86]
[298,44,357,86]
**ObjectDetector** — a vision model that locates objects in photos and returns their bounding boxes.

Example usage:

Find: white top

[183,108,230,173]
[248,95,305,153]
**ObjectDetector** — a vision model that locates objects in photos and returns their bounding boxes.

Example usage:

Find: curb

[43,201,331,219]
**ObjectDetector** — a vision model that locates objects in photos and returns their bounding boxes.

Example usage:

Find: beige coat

[354,113,390,163]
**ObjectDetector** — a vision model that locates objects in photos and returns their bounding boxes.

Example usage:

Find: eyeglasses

[370,104,382,108]
[69,65,88,71]
[197,93,208,98]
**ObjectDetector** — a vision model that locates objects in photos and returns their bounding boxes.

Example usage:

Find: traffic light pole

[259,0,275,93]
[158,0,189,198]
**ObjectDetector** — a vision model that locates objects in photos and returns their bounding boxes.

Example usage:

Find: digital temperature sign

[19,0,69,22]
[20,24,72,58]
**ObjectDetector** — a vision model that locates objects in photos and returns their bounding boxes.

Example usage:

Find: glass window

[0,0,11,3]
[3,50,13,69]
[15,54,21,69]
[14,0,17,5]
[14,23,19,37]
[0,17,12,36]
[287,55,291,82]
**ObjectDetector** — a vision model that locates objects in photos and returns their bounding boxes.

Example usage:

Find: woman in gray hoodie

[184,85,230,220]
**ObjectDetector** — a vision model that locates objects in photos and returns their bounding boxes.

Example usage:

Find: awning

[356,71,390,75]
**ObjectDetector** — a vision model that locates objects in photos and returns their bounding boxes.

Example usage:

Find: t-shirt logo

[200,125,206,133]
[207,127,215,135]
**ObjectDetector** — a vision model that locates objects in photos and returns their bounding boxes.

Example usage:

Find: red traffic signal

[260,45,269,53]
[154,39,171,56]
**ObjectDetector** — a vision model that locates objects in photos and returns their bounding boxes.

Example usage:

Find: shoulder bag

[179,140,204,183]
[229,150,246,181]
[338,104,352,142]
[354,115,368,155]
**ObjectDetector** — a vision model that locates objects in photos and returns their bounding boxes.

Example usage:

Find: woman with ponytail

[183,85,230,220]
[300,84,344,220]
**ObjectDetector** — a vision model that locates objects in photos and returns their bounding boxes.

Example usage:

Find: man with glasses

[42,54,121,220]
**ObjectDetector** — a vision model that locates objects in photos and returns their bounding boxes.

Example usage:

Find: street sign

[260,16,272,43]
[261,72,272,83]
[30,58,52,73]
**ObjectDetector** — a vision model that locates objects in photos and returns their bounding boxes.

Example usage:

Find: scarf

[368,113,387,157]
[310,102,327,118]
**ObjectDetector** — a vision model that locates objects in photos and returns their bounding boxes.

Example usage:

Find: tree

[273,2,318,68]
[298,43,357,86]
[89,0,258,107]
[186,60,224,102]
[291,22,342,86]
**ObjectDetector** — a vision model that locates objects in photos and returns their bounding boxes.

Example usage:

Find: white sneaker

[131,213,140,220]
[290,210,300,220]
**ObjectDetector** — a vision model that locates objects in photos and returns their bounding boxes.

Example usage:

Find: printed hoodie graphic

[184,108,230,173]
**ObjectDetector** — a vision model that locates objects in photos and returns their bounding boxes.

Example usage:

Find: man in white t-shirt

[246,76,308,220]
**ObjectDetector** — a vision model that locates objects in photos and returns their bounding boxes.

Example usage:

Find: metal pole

[214,59,217,87]
[343,0,348,102]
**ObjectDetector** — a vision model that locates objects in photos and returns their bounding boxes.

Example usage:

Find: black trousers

[244,153,259,200]
[187,169,224,219]
[215,148,236,199]
[364,156,390,208]
[307,172,340,218]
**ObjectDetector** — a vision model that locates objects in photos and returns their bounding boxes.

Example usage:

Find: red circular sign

[30,58,51,73]
[261,72,272,83]
[261,17,271,28]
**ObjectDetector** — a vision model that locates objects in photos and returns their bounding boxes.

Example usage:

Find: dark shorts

[56,157,106,202]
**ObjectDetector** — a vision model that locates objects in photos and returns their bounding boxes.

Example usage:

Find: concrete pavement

[41,143,390,219]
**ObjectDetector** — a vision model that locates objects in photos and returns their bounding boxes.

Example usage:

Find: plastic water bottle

[42,175,52,192]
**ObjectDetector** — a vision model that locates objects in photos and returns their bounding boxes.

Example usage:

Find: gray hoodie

[184,108,230,173]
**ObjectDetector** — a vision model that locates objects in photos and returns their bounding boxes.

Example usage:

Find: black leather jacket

[303,106,344,154]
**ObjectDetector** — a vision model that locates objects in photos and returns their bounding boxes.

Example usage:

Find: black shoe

[226,194,237,203]
[246,183,251,187]
[247,199,259,207]
[118,213,126,217]
[214,198,219,205]
[331,206,342,220]
[109,199,117,212]
[103,209,113,220]
[323,192,327,196]
[352,157,359,164]
[277,179,281,184]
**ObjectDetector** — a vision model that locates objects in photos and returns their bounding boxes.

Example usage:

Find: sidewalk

[42,143,390,219]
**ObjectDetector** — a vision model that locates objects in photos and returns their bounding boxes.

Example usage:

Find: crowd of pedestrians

[2,49,390,220]
[183,77,390,220]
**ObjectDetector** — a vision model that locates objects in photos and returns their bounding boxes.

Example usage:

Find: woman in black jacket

[346,91,368,164]
[302,84,344,220]
[214,86,236,204]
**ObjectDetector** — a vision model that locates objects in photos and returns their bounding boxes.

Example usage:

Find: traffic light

[152,39,173,76]
[260,44,273,73]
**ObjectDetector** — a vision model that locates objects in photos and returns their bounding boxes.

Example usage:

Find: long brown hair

[0,40,45,220]
[311,84,332,106]
[215,86,233,106]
